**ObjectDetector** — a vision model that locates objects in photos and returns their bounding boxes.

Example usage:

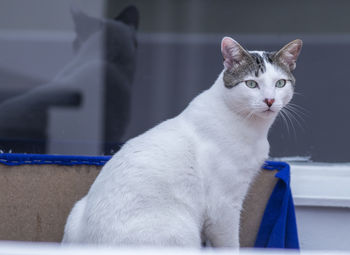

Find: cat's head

[71,6,139,76]
[220,37,302,120]
[71,5,139,51]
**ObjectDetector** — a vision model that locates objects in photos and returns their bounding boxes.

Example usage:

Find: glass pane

[0,0,349,162]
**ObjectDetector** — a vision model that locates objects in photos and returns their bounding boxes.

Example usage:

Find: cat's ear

[115,5,139,30]
[221,37,250,70]
[71,7,102,35]
[71,7,102,50]
[274,39,303,71]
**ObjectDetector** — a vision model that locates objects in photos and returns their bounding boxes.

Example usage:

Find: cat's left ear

[275,39,303,71]
[71,7,102,51]
[71,7,102,36]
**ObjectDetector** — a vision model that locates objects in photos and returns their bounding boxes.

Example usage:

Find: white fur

[62,42,295,248]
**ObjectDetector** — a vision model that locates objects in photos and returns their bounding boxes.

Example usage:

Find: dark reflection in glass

[0,82,81,153]
[101,6,139,154]
[0,5,138,155]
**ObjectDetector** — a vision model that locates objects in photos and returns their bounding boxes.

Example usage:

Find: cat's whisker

[285,105,305,121]
[281,109,295,138]
[240,109,255,123]
[284,105,306,131]
[287,103,309,116]
[278,109,291,136]
[234,106,258,122]
[293,91,305,97]
[287,103,309,112]
[284,110,304,134]
[281,108,299,139]
[246,110,256,122]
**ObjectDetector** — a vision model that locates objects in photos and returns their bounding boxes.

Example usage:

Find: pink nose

[264,98,275,107]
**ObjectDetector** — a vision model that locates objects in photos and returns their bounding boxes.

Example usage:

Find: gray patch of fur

[270,52,296,85]
[223,51,296,88]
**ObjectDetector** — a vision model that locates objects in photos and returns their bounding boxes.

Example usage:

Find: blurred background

[0,0,349,162]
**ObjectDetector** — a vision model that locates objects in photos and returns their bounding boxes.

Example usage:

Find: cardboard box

[0,163,276,246]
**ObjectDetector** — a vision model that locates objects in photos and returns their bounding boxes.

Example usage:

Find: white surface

[0,241,349,255]
[290,163,350,251]
[296,206,350,251]
[290,163,350,207]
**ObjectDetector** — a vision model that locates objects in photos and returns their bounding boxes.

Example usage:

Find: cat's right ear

[221,37,248,70]
[115,5,139,30]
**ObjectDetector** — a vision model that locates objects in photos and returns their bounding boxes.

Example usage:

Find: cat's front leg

[205,204,240,248]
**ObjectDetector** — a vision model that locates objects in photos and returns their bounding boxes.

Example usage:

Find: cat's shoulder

[112,116,195,158]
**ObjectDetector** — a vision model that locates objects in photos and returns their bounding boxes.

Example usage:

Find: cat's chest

[197,136,269,194]
[199,134,268,164]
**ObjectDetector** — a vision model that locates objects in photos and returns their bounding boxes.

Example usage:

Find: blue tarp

[255,161,299,249]
[0,154,299,248]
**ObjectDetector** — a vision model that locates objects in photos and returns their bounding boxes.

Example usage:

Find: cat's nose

[264,98,275,107]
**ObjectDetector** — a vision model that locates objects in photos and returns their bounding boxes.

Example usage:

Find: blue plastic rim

[0,153,288,170]
[0,153,112,166]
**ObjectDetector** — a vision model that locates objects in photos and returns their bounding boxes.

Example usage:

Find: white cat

[62,37,302,247]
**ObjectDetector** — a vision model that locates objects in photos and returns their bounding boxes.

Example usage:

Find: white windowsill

[0,240,344,255]
[289,162,350,208]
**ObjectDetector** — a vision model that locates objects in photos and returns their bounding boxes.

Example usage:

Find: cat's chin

[255,109,278,120]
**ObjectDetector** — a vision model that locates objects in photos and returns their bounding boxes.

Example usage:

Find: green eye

[275,79,287,88]
[245,80,258,88]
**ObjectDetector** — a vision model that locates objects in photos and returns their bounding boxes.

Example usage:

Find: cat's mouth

[260,108,277,117]
[263,109,274,113]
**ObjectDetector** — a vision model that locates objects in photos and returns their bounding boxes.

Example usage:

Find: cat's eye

[275,79,287,88]
[245,80,258,88]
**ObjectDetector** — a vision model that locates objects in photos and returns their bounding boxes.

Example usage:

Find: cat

[0,6,138,154]
[62,37,302,247]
